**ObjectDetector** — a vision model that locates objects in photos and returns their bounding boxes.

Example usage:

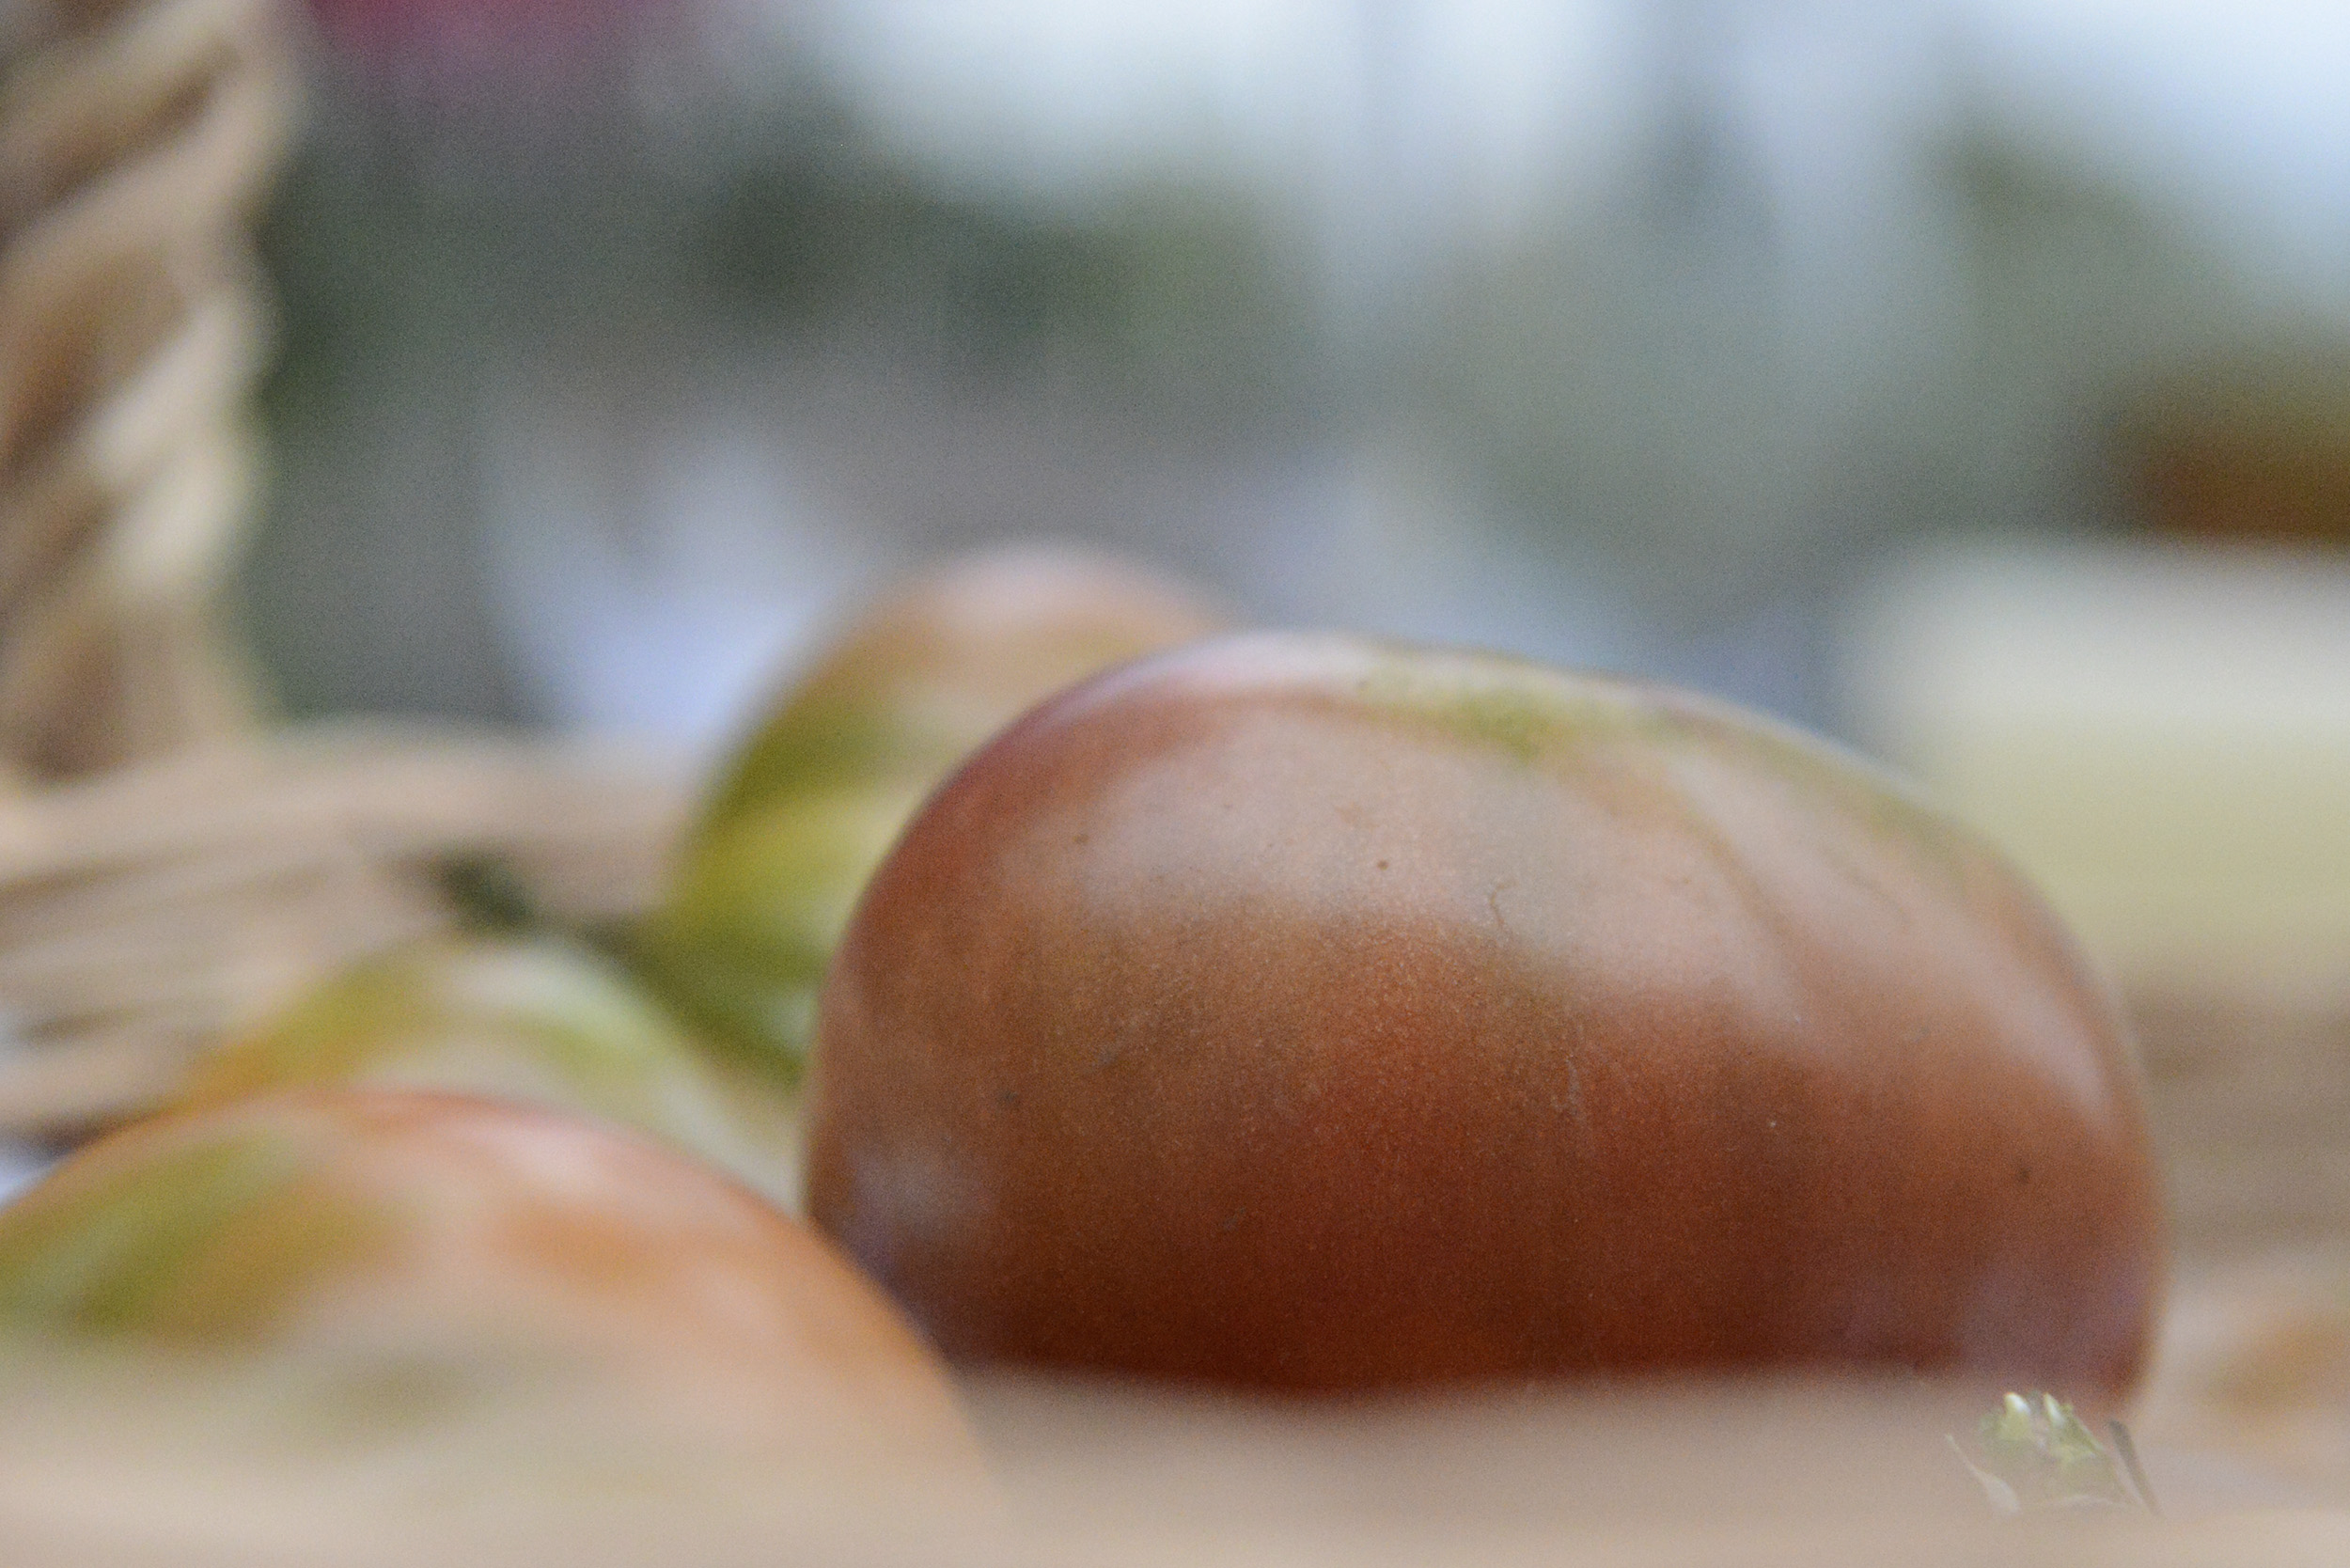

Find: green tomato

[638,546,1221,1080]
[181,933,803,1209]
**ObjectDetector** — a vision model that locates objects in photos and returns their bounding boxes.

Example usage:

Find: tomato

[807,633,2167,1401]
[180,933,805,1207]
[637,546,1221,1081]
[0,1090,974,1468]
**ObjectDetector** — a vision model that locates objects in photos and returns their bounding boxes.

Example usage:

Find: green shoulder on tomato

[180,931,804,1207]
[634,545,1222,1084]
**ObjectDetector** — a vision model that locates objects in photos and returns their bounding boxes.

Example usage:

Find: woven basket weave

[0,0,687,1137]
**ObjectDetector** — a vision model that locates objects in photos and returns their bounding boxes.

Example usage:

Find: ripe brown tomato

[807,633,2167,1402]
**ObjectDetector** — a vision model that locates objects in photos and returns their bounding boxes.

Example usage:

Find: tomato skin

[639,547,1221,1080]
[0,1090,974,1464]
[181,933,804,1207]
[693,547,1224,841]
[807,633,2166,1401]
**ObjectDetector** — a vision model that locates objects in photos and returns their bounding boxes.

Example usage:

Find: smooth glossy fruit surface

[182,933,803,1206]
[0,1090,971,1463]
[808,633,2167,1400]
[639,546,1221,1080]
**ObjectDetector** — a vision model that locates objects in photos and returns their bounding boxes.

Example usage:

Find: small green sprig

[1950,1391,2156,1516]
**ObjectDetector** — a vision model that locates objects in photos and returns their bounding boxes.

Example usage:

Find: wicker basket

[0,0,689,1135]
[0,725,686,1133]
